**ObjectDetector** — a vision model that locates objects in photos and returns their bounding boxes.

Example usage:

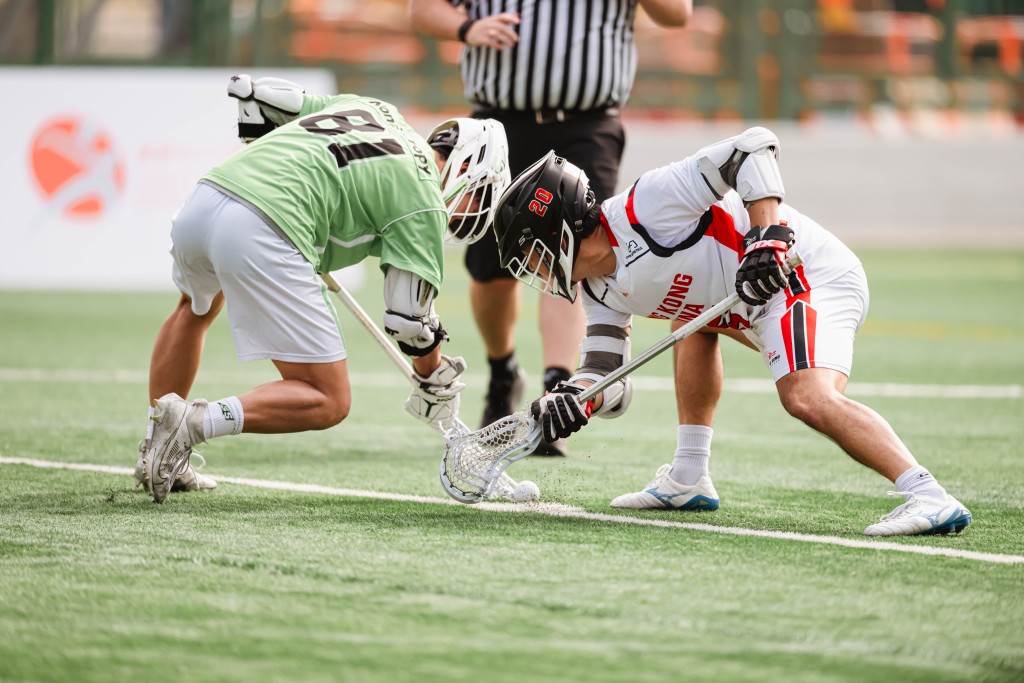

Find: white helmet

[427,118,511,245]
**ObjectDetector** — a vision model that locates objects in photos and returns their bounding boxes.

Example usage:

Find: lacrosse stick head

[439,411,542,503]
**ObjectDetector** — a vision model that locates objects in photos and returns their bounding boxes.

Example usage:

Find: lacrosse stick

[440,253,804,504]
[318,272,521,502]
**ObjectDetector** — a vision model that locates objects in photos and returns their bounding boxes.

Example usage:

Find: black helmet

[493,151,595,302]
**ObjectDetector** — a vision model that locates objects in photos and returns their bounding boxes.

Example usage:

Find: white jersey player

[491,128,972,537]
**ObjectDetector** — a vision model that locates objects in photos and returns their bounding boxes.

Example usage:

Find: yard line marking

[3,456,1021,566]
[0,368,1020,400]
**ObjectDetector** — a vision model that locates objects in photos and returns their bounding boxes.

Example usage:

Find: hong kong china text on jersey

[647,273,751,330]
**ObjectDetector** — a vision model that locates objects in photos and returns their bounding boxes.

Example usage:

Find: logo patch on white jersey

[624,239,649,265]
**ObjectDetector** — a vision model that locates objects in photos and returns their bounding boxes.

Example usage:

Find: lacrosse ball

[512,480,540,503]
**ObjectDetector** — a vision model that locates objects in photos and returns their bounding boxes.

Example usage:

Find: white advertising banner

[0,67,340,290]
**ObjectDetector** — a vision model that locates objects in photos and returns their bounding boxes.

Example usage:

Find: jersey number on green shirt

[299,109,405,169]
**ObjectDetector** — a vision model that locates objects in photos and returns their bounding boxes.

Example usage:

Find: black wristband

[457,18,476,43]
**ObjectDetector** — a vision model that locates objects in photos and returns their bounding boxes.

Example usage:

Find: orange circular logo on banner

[30,116,125,219]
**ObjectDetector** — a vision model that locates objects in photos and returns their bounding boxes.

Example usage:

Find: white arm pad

[569,372,633,419]
[695,126,785,206]
[227,74,305,142]
[382,267,446,357]
[572,326,633,419]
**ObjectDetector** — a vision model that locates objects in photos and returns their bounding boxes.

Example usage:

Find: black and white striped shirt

[453,0,639,112]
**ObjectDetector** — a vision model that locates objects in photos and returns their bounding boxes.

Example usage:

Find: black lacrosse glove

[530,382,594,443]
[735,224,796,306]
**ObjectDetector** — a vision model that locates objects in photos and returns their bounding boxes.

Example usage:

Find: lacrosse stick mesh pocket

[442,411,540,500]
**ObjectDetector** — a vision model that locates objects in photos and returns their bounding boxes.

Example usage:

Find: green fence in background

[3,0,1022,120]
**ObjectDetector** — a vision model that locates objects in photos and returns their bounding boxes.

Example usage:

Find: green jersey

[203,94,446,291]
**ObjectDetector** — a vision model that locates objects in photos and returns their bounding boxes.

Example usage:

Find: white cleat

[136,442,216,493]
[610,464,720,511]
[134,438,149,490]
[171,452,218,493]
[864,491,972,537]
[142,393,207,504]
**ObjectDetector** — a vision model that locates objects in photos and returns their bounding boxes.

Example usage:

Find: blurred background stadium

[2,0,1022,294]
[4,0,1024,122]
[0,3,1018,360]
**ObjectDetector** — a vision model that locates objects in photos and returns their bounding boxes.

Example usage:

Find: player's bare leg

[239,359,351,432]
[776,367,971,536]
[673,330,722,427]
[137,292,223,495]
[471,278,526,428]
[611,329,723,511]
[143,358,350,503]
[149,292,224,401]
[142,292,351,501]
[775,367,915,482]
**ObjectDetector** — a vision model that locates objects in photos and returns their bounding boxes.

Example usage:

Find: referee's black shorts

[466,109,625,283]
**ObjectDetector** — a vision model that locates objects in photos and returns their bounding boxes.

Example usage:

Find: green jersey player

[136,75,510,503]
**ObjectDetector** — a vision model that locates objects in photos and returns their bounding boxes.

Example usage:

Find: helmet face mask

[427,118,511,245]
[507,234,573,301]
[493,152,595,303]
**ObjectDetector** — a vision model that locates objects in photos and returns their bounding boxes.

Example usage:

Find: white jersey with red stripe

[581,154,862,338]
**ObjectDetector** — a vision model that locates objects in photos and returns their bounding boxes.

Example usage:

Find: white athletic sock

[203,396,245,440]
[669,425,713,486]
[895,465,947,500]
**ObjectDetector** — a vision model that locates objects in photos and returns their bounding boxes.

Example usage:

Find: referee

[411,0,691,455]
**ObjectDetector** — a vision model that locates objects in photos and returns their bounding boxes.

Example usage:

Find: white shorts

[744,266,869,382]
[170,183,346,363]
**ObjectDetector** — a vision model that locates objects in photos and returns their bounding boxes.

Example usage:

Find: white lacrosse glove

[405,355,467,431]
[227,74,304,142]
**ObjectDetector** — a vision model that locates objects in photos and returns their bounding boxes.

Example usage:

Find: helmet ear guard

[492,152,596,303]
[426,118,511,245]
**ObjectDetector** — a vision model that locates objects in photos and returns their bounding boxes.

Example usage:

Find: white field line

[3,456,1022,566]
[0,367,1020,400]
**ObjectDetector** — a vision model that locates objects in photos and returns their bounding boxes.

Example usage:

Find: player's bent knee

[315,394,350,429]
[778,389,841,431]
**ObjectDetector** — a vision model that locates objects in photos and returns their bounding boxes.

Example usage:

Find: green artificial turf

[1,249,1021,683]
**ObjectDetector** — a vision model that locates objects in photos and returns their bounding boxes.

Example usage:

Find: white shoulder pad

[227,74,305,142]
[228,74,268,142]
[695,126,785,205]
[382,267,445,357]
[251,76,305,124]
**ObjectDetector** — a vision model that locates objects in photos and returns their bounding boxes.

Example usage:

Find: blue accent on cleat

[917,508,972,536]
[645,488,720,511]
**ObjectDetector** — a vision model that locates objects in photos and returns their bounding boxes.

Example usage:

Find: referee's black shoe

[480,366,527,429]
[530,367,572,456]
